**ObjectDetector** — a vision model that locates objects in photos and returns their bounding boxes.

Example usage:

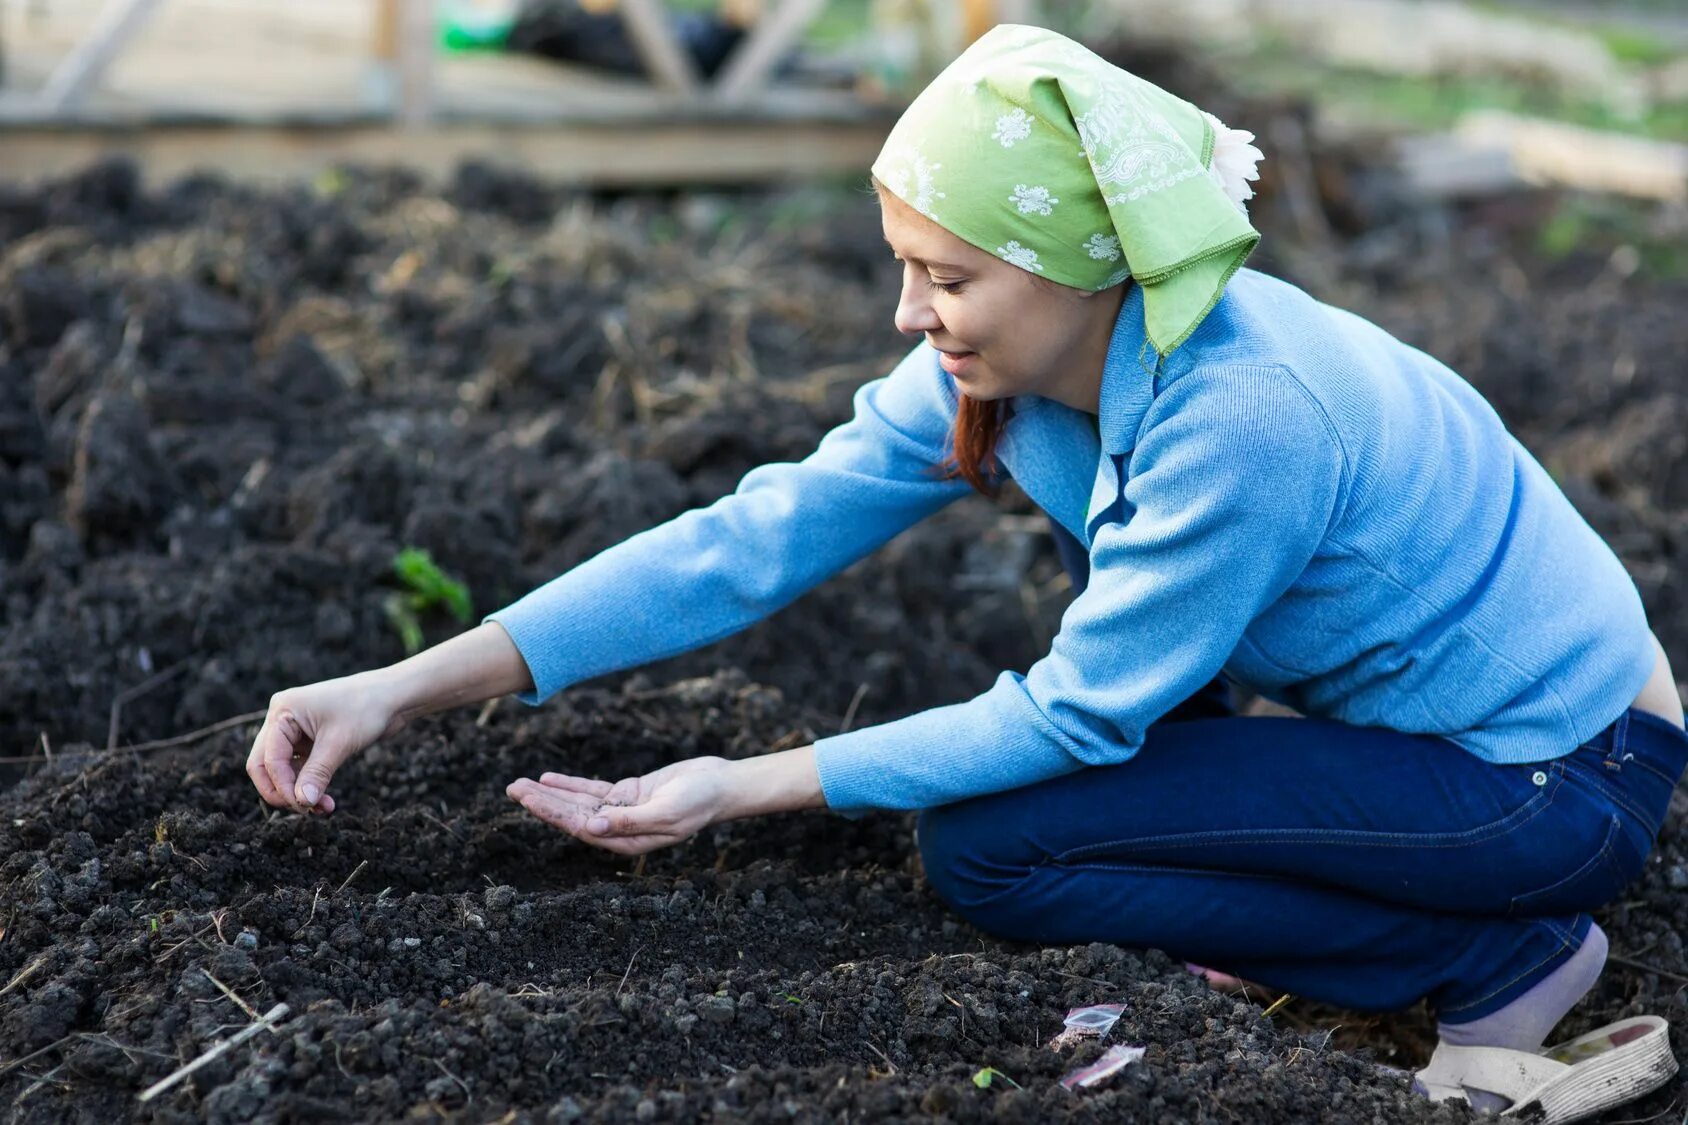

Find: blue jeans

[917,525,1688,1019]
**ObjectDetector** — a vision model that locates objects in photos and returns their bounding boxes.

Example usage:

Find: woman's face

[878,187,1124,413]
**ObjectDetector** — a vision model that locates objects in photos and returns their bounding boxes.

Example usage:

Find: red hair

[941,394,1012,495]
[871,176,1012,495]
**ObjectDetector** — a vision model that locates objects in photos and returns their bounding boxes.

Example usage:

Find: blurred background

[1,0,1683,187]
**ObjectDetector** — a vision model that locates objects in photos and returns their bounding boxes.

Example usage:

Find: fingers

[537,773,614,798]
[252,706,340,815]
[506,779,668,856]
[293,736,351,810]
[507,778,600,835]
[246,723,288,809]
[259,709,306,808]
[586,805,659,839]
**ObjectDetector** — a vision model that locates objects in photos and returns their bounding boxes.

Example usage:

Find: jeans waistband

[1575,706,1688,789]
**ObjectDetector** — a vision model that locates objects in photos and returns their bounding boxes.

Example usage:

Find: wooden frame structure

[15,0,835,118]
[0,0,896,185]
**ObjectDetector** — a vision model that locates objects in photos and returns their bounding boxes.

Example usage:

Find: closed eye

[893,252,966,294]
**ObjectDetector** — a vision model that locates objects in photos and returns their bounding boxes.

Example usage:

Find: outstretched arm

[250,345,964,818]
[507,745,824,856]
[513,364,1349,849]
[488,343,971,704]
[248,620,532,815]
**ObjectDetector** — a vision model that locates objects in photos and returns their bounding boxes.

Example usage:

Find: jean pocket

[1507,813,1627,918]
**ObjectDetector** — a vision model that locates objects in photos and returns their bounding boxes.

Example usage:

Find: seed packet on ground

[1060,1044,1147,1090]
[1048,1003,1125,1050]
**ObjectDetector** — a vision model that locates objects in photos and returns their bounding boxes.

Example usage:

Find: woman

[248,26,1684,1121]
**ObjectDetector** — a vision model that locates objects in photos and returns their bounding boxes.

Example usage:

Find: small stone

[674,1013,699,1035]
[235,930,260,952]
[211,945,253,978]
[546,1097,584,1123]
[635,1099,657,1122]
[1666,865,1688,890]
[698,996,736,1025]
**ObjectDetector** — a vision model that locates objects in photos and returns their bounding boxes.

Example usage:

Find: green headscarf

[872,25,1262,357]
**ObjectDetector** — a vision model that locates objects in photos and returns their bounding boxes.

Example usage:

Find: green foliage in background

[1233,42,1688,143]
[384,548,474,655]
[1536,196,1688,279]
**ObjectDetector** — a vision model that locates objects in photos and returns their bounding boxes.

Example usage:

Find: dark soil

[3,50,1687,1123]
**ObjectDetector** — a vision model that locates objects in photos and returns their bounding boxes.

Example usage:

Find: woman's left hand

[506,756,734,856]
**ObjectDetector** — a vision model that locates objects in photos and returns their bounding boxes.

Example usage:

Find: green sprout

[384,548,474,656]
[971,1066,1020,1089]
[781,993,804,1005]
[313,167,348,198]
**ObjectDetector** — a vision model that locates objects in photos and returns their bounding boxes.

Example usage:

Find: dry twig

[201,970,260,1021]
[1610,954,1688,987]
[615,947,642,998]
[0,710,266,766]
[337,859,370,894]
[107,660,192,751]
[137,1002,289,1104]
[839,683,870,735]
[0,954,49,998]
[0,1035,71,1079]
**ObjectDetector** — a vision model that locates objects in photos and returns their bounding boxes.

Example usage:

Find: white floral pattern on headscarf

[872,26,1265,356]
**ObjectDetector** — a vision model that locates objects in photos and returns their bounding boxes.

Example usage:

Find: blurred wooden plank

[37,0,166,110]
[1399,110,1688,203]
[0,118,890,187]
[712,0,824,104]
[618,0,700,94]
[396,0,435,127]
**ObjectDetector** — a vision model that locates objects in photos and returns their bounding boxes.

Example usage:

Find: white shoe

[1414,1015,1676,1124]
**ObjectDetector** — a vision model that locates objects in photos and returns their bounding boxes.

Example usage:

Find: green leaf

[972,1066,1020,1090]
[383,593,425,656]
[391,548,474,624]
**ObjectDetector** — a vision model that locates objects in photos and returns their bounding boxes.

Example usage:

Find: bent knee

[916,800,1040,932]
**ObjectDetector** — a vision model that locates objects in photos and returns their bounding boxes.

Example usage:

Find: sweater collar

[1096,281,1158,456]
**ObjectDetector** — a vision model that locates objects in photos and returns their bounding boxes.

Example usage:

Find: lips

[936,349,976,376]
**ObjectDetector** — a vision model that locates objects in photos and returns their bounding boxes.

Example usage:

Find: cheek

[944,294,1008,350]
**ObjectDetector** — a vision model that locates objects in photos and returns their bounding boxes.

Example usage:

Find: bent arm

[488,344,971,704]
[812,366,1348,813]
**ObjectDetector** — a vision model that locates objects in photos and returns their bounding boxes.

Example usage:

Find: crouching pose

[249,27,1685,1122]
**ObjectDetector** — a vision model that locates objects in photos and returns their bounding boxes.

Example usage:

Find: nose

[893,265,941,337]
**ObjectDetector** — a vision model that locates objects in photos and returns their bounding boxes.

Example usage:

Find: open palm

[506,756,732,856]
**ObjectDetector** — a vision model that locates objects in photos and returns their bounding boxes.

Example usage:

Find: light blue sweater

[488,269,1654,814]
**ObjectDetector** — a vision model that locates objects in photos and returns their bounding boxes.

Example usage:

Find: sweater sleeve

[812,365,1348,813]
[485,344,971,704]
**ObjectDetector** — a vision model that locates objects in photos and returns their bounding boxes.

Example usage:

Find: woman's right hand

[246,673,407,815]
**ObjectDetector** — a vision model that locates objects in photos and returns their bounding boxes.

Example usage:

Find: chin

[953,372,1014,402]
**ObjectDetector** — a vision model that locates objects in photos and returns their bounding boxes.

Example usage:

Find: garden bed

[3,51,1687,1123]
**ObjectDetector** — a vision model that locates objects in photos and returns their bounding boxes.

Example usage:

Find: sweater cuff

[812,674,1081,813]
[483,602,558,706]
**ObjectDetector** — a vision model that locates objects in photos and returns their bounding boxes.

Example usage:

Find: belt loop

[1603,710,1632,772]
